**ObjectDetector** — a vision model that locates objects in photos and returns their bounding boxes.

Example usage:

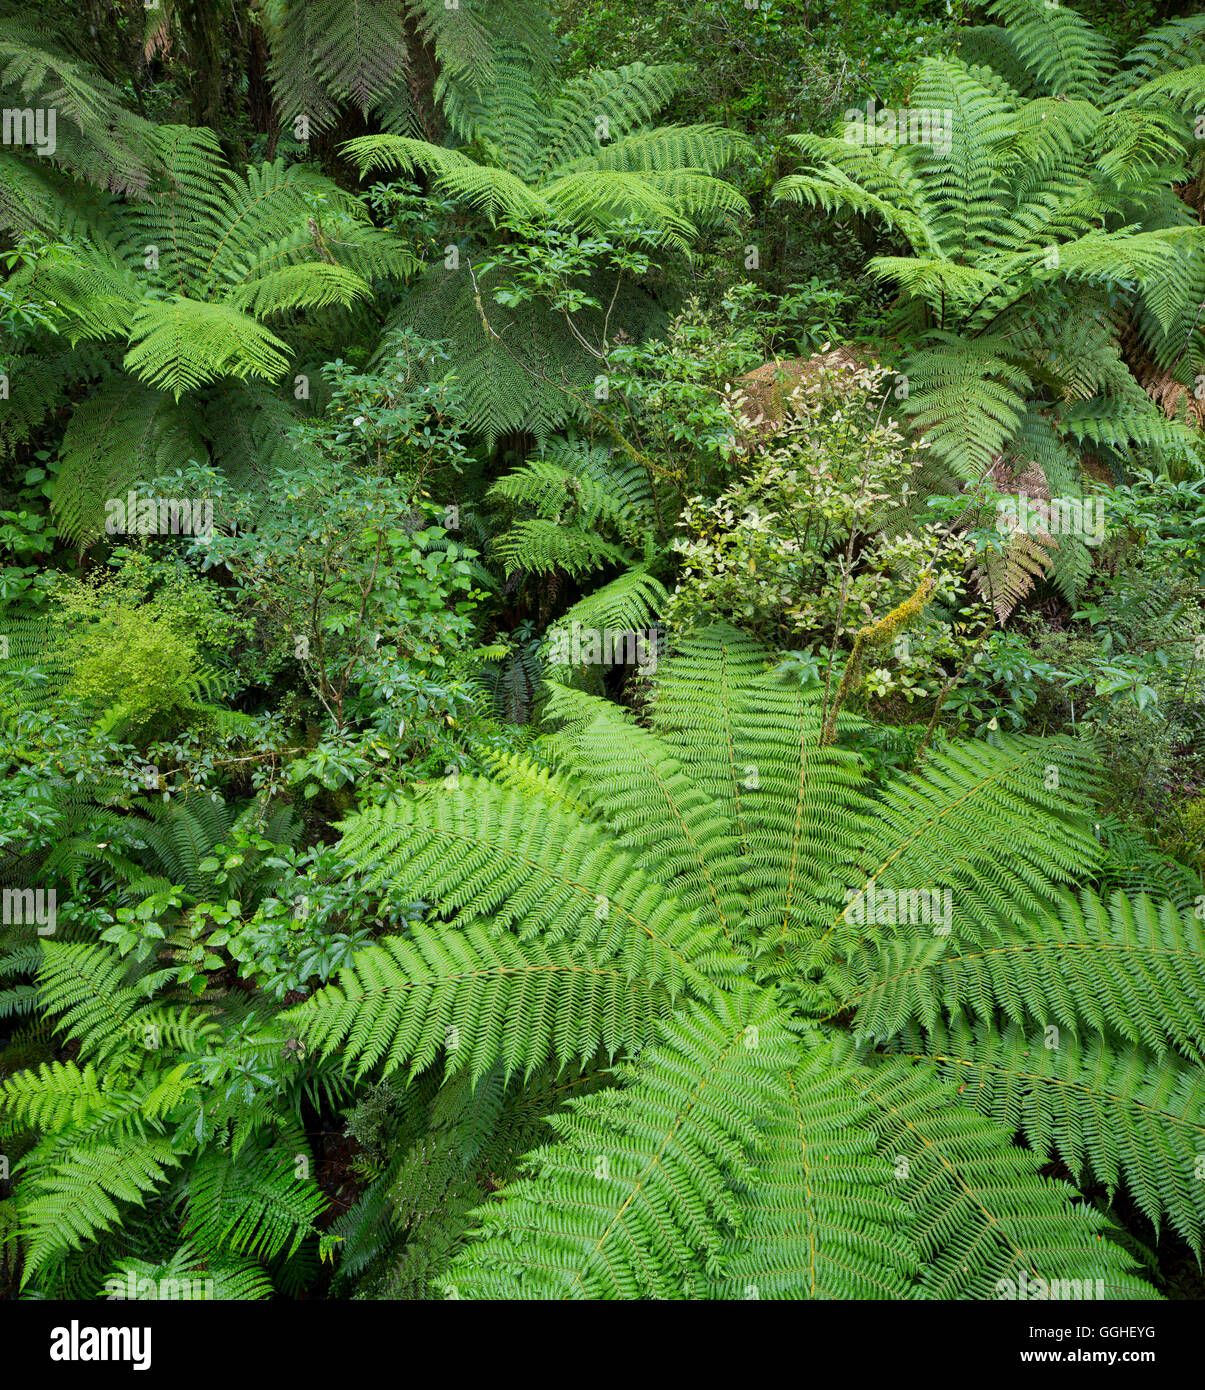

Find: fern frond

[488,456,648,543]
[17,1137,180,1281]
[0,1059,108,1134]
[905,1018,1205,1252]
[541,691,746,942]
[183,1140,324,1263]
[35,942,144,1065]
[0,19,152,222]
[903,338,1032,479]
[493,518,632,578]
[560,124,748,178]
[104,1242,273,1300]
[289,924,666,1083]
[323,779,728,984]
[647,623,770,819]
[849,888,1205,1062]
[818,732,1102,964]
[708,1041,918,1299]
[224,262,371,316]
[846,1049,1154,1299]
[442,987,797,1299]
[554,567,668,636]
[985,0,1116,100]
[123,298,293,397]
[382,269,595,442]
[531,63,690,182]
[975,524,1056,621]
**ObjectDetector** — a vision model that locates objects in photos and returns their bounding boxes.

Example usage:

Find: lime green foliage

[49,554,242,730]
[64,612,202,725]
[0,559,255,927]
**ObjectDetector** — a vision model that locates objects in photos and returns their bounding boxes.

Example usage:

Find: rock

[727,346,866,445]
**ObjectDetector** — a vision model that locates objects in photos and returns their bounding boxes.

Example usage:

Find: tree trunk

[182,0,225,136]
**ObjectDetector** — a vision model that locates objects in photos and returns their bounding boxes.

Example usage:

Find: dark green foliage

[345,47,748,441]
[2,0,1202,1310]
[1,933,333,1296]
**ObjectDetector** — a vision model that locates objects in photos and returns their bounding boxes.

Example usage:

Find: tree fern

[0,15,153,234]
[774,13,1205,484]
[9,125,414,542]
[346,47,747,441]
[285,623,1193,1297]
[487,437,669,661]
[259,0,556,140]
